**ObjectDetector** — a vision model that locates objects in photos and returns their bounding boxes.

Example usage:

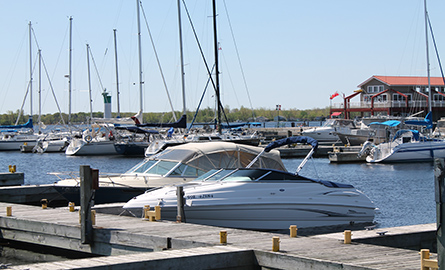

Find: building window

[367,85,384,93]
[375,94,387,103]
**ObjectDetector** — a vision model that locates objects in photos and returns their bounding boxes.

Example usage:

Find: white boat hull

[65,139,117,156]
[367,140,445,163]
[124,181,375,230]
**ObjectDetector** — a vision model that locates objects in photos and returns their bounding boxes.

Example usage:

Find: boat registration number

[186,194,213,199]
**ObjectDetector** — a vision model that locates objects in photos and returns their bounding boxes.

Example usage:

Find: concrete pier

[0,202,436,269]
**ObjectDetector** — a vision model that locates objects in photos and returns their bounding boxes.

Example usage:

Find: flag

[330,92,339,100]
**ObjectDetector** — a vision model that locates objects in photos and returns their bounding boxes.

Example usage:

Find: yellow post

[41,199,48,209]
[69,202,75,212]
[272,236,280,252]
[220,231,227,244]
[420,249,430,270]
[144,205,150,219]
[91,210,96,226]
[344,230,352,244]
[155,205,161,220]
[6,206,12,216]
[289,225,297,238]
[8,165,16,173]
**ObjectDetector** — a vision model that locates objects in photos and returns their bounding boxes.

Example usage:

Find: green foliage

[0,107,331,125]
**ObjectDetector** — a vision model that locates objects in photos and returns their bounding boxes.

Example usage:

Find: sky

[0,1,444,117]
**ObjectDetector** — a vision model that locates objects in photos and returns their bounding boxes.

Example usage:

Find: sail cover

[264,136,318,152]
[137,114,187,129]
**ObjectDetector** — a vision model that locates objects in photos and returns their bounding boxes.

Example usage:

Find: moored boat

[124,136,375,230]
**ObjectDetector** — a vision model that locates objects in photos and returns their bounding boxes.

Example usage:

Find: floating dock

[0,202,436,269]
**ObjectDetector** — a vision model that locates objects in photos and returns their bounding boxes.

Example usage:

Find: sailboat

[358,1,445,163]
[0,22,42,151]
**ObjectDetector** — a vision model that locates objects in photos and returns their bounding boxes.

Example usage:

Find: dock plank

[0,202,436,269]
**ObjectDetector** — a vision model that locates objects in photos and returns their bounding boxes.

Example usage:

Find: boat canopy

[392,129,420,141]
[369,120,401,127]
[264,136,318,152]
[145,141,286,172]
[404,112,433,129]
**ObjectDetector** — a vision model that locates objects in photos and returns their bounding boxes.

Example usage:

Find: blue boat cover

[404,112,433,129]
[264,136,318,152]
[115,126,159,134]
[368,120,401,127]
[392,129,420,141]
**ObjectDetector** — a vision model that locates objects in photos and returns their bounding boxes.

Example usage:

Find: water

[0,151,436,229]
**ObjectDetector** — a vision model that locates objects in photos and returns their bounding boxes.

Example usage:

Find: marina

[0,202,437,269]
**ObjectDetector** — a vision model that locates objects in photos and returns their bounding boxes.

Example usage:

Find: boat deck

[0,202,436,269]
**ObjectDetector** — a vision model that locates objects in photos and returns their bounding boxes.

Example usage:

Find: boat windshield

[126,159,158,174]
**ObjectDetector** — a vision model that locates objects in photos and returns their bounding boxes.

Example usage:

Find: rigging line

[41,54,66,126]
[88,46,106,93]
[220,49,240,106]
[427,14,445,86]
[139,2,177,122]
[181,0,219,106]
[181,0,230,128]
[16,52,39,125]
[222,0,254,119]
[188,64,216,132]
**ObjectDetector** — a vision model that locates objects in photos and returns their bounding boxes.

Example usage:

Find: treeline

[0,106,330,125]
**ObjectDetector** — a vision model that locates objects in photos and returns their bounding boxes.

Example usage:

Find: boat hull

[367,141,445,163]
[124,181,375,230]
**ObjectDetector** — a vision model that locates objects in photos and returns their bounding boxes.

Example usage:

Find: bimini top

[127,141,286,175]
[264,136,318,152]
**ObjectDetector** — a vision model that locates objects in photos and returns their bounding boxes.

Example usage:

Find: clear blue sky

[0,0,444,117]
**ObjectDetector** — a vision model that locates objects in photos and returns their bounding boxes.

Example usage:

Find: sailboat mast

[113,29,121,117]
[136,0,144,116]
[424,0,432,114]
[177,0,186,117]
[212,0,222,133]
[38,49,42,134]
[86,44,93,123]
[28,21,33,122]
[68,16,73,125]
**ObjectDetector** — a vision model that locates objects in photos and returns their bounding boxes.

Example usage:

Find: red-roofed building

[330,75,445,120]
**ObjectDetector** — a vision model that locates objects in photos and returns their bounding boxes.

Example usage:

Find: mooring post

[434,158,445,269]
[80,165,93,244]
[176,186,185,222]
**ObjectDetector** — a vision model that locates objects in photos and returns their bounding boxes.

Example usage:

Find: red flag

[330,92,339,100]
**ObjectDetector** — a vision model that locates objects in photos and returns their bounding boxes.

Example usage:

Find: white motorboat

[54,141,285,204]
[124,136,375,230]
[358,129,445,163]
[301,119,357,143]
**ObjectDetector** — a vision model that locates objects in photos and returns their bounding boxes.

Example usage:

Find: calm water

[0,151,436,229]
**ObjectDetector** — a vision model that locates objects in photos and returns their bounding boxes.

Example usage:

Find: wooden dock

[0,202,437,269]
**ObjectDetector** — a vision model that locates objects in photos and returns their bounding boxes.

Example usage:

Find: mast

[136,0,143,116]
[86,44,93,123]
[113,29,121,117]
[28,21,33,122]
[38,49,42,134]
[68,16,73,125]
[212,0,222,133]
[177,0,186,117]
[424,0,432,114]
